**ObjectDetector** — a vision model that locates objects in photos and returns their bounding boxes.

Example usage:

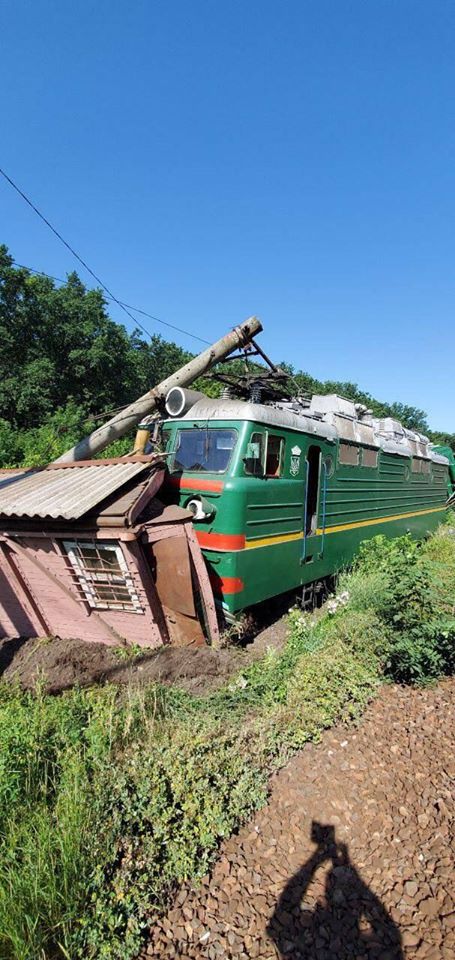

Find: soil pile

[0,616,288,695]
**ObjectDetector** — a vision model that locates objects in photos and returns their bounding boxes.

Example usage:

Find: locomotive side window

[265,435,284,477]
[244,432,284,477]
[244,432,264,475]
[362,448,378,468]
[339,442,360,466]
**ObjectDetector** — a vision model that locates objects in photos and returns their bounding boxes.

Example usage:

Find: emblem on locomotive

[290,445,302,476]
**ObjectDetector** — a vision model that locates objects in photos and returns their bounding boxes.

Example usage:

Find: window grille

[433,464,447,479]
[63,540,143,612]
[411,458,430,474]
[362,448,378,468]
[338,442,360,466]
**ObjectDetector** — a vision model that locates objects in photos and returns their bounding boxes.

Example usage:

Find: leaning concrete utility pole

[56,316,263,463]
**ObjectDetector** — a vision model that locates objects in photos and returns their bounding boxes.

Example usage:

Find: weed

[113,643,143,662]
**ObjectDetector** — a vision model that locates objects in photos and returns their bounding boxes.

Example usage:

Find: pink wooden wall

[0,533,163,648]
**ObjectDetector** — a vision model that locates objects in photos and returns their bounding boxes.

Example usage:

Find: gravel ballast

[144,680,455,959]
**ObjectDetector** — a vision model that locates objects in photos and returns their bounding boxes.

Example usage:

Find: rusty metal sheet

[152,535,196,618]
[161,606,206,647]
[151,533,206,645]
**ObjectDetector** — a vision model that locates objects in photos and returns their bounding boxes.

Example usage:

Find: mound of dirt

[0,616,289,696]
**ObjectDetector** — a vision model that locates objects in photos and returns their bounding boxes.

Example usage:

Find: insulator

[250,383,262,403]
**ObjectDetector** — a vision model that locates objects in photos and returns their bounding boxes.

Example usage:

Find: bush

[346,525,455,684]
[0,403,136,469]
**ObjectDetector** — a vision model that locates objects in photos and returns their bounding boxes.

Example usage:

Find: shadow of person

[267,821,403,959]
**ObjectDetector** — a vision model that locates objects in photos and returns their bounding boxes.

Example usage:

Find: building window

[362,448,378,468]
[265,434,284,477]
[338,442,360,466]
[63,540,143,612]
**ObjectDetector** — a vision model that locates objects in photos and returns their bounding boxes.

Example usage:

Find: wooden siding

[0,534,163,647]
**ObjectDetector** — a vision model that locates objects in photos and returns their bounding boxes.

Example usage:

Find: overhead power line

[12,260,210,346]
[0,165,210,346]
[0,165,139,326]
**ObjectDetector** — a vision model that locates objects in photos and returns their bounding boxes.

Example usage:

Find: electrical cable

[0,166,210,346]
[12,261,210,345]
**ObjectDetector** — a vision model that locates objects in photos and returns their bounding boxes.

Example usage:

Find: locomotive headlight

[185,496,216,521]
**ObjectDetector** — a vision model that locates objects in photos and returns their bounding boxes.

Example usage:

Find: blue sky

[1,0,454,430]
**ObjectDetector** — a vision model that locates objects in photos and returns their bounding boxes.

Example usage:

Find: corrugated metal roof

[0,468,27,480]
[0,461,150,520]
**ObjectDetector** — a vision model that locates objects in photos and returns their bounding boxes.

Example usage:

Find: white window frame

[63,540,143,613]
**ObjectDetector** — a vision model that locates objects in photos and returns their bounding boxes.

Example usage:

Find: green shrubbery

[0,687,113,959]
[343,520,455,683]
[0,520,454,959]
[0,627,379,959]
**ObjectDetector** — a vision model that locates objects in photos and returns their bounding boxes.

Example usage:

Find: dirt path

[144,680,455,960]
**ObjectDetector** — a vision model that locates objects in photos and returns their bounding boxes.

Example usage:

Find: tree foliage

[429,430,455,452]
[0,244,195,423]
[279,362,430,433]
[0,243,450,467]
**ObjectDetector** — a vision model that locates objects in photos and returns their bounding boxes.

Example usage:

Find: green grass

[0,518,454,959]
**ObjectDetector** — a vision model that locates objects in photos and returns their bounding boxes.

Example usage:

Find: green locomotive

[162,388,451,619]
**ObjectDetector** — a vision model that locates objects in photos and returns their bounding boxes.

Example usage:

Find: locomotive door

[302,444,327,562]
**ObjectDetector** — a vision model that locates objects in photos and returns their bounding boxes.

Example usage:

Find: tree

[0,246,137,425]
[0,246,196,428]
[428,431,455,453]
[387,402,428,434]
[281,361,430,432]
[128,330,192,398]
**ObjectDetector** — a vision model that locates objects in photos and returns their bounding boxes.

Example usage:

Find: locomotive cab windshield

[169,427,237,474]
